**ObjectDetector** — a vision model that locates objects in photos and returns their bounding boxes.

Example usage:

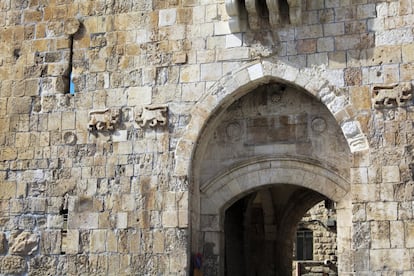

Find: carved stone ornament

[372,82,413,108]
[64,18,81,35]
[88,108,120,131]
[225,0,247,32]
[225,0,302,31]
[136,104,168,128]
[311,117,327,133]
[63,131,77,145]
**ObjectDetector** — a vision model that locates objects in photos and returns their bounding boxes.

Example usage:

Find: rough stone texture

[0,0,413,274]
[0,232,6,254]
[0,256,26,274]
[9,231,39,256]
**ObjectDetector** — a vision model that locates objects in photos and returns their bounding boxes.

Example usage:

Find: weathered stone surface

[0,0,413,275]
[29,256,57,276]
[0,256,26,274]
[0,232,6,254]
[9,231,39,256]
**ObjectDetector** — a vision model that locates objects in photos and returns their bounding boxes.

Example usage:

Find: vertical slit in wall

[68,35,75,95]
[60,208,68,254]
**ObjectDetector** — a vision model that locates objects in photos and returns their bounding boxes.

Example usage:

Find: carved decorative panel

[88,108,120,131]
[372,82,413,108]
[135,105,168,128]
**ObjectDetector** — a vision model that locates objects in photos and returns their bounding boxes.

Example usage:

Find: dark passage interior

[224,184,328,276]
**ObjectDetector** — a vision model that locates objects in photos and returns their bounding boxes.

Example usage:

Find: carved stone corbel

[135,104,168,128]
[225,0,246,32]
[287,0,302,25]
[88,108,120,131]
[266,0,280,27]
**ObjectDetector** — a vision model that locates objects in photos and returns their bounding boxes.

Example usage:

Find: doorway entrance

[191,82,352,275]
[224,185,327,276]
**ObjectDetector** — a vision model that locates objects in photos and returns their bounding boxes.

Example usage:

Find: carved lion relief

[372,82,413,108]
[135,104,168,128]
[88,108,120,131]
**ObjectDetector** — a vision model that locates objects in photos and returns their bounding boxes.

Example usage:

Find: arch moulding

[174,59,369,177]
[200,156,350,218]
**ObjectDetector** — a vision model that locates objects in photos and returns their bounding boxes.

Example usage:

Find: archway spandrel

[175,60,369,177]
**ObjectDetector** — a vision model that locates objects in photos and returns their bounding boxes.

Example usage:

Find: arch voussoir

[199,157,350,216]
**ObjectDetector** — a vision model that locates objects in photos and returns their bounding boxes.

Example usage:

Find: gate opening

[223,185,338,276]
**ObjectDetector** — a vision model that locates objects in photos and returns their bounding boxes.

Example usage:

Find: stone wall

[0,0,413,274]
[298,201,337,263]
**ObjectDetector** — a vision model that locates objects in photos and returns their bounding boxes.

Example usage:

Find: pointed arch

[174,59,368,177]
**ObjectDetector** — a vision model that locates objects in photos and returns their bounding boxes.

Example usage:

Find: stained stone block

[40,230,61,254]
[366,202,398,221]
[0,256,26,274]
[371,221,390,249]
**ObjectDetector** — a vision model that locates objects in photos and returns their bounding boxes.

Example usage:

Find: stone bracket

[225,0,302,31]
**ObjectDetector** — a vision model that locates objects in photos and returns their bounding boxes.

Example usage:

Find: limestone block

[68,212,99,229]
[0,181,16,198]
[402,43,414,62]
[405,221,414,248]
[371,221,390,249]
[225,33,242,48]
[214,21,231,35]
[201,63,223,81]
[159,9,177,26]
[247,63,263,81]
[117,212,128,229]
[127,230,140,254]
[390,221,404,248]
[162,210,178,227]
[370,249,410,271]
[0,256,26,274]
[9,231,39,256]
[153,230,165,253]
[350,167,368,184]
[29,256,57,276]
[65,230,79,254]
[7,97,32,114]
[0,232,6,254]
[382,166,400,183]
[376,29,413,46]
[180,65,200,83]
[217,47,250,61]
[90,230,106,253]
[47,215,63,228]
[40,230,61,254]
[366,202,398,221]
[106,230,117,252]
[178,210,188,228]
[127,86,152,106]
